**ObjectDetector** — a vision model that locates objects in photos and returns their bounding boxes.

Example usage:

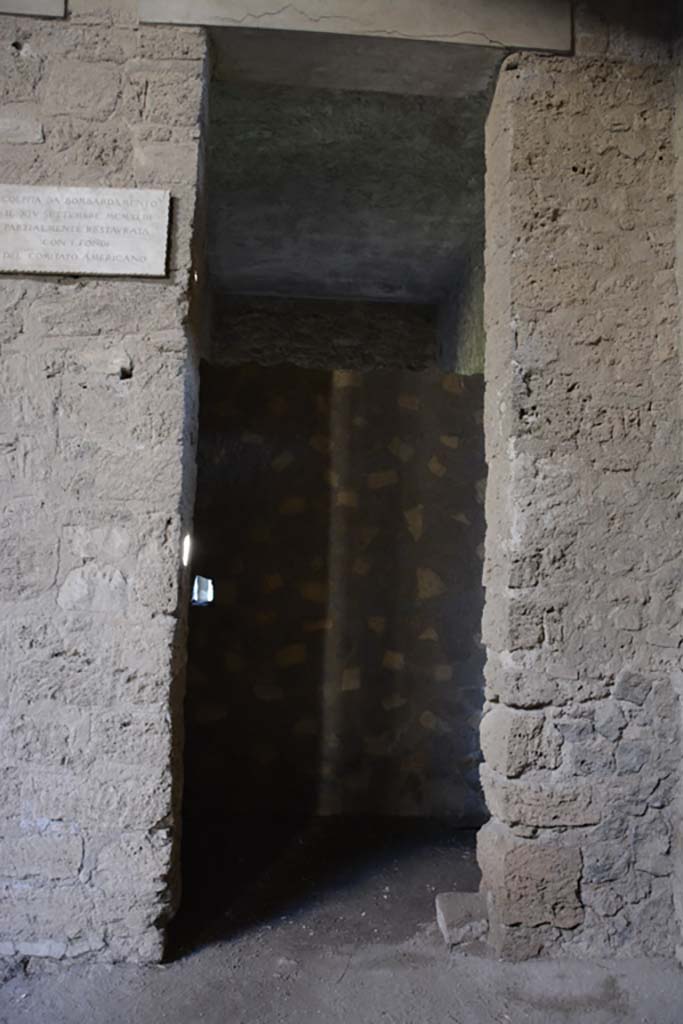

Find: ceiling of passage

[206,29,501,305]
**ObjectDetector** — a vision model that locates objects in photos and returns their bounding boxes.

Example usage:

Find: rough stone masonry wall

[479,50,683,959]
[0,5,207,963]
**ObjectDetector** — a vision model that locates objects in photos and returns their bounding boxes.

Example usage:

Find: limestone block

[62,523,132,565]
[629,885,678,958]
[582,841,631,885]
[91,888,165,939]
[552,710,594,743]
[0,507,59,601]
[42,60,121,119]
[633,816,671,878]
[616,740,650,775]
[0,103,43,143]
[480,705,560,777]
[0,46,42,103]
[569,737,615,776]
[484,649,610,708]
[57,564,128,615]
[0,279,25,339]
[31,21,136,62]
[1,351,61,435]
[16,939,67,958]
[57,349,187,451]
[478,822,583,929]
[594,700,626,742]
[0,882,96,947]
[125,68,204,127]
[435,892,487,947]
[0,768,20,821]
[6,704,90,766]
[481,766,600,828]
[133,140,200,186]
[613,669,651,705]
[605,775,663,823]
[91,831,171,895]
[0,833,82,881]
[506,598,544,650]
[23,281,185,338]
[582,884,623,919]
[21,766,172,831]
[131,538,181,615]
[508,551,541,589]
[89,707,170,765]
[3,612,176,710]
[137,25,206,61]
[106,922,164,964]
[65,932,107,958]
[60,443,184,509]
[650,679,678,730]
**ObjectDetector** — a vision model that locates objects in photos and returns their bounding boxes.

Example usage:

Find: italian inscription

[0,185,170,277]
[0,2,65,15]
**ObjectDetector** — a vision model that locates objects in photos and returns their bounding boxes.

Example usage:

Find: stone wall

[673,21,683,967]
[186,363,486,822]
[479,50,683,958]
[0,4,207,963]
[2,0,682,970]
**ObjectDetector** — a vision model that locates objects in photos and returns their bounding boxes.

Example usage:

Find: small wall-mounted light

[192,575,214,606]
[182,533,191,568]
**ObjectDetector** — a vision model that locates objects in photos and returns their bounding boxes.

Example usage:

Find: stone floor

[2,821,683,1024]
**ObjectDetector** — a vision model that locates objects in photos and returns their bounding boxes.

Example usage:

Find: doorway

[172,25,495,955]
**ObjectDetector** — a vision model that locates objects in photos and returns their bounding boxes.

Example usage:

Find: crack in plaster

[195,3,509,47]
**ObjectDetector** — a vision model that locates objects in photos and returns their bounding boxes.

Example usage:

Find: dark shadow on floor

[167,818,480,960]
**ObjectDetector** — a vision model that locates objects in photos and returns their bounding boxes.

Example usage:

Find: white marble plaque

[0,185,170,277]
[0,1,65,16]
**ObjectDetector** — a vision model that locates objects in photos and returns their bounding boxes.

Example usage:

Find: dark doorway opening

[171,25,494,957]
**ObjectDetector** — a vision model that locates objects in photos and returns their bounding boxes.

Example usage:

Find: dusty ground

[2,822,682,1024]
